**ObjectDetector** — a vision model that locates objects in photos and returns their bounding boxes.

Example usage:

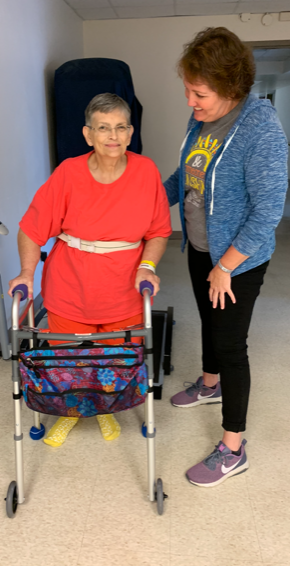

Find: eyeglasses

[86,125,131,135]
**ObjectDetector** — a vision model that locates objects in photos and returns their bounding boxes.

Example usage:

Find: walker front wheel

[156,478,168,516]
[6,481,18,518]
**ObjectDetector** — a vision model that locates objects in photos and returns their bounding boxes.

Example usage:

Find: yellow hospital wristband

[140,260,156,269]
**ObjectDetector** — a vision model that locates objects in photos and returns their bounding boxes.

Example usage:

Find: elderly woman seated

[9,93,171,446]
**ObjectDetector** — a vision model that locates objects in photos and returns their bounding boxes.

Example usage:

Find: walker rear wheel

[6,481,18,518]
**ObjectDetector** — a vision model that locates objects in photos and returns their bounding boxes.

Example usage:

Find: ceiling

[63,0,290,21]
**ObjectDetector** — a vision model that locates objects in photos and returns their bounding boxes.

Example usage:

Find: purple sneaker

[186,440,249,487]
[171,376,222,408]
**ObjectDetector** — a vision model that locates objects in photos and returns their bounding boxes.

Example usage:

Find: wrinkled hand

[8,270,34,299]
[207,265,236,309]
[135,268,160,297]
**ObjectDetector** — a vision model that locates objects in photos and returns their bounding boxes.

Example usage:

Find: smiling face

[82,109,134,158]
[184,78,240,123]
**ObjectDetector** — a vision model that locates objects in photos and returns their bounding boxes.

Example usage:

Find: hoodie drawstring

[210,126,240,215]
[179,131,191,167]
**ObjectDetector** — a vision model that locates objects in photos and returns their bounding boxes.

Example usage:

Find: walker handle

[139,281,154,296]
[12,284,28,301]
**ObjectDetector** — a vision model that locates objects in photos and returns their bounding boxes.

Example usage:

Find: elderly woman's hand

[8,270,34,299]
[207,265,236,309]
[134,268,160,297]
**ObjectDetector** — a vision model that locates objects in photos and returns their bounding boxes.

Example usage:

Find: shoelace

[183,380,202,394]
[204,445,232,471]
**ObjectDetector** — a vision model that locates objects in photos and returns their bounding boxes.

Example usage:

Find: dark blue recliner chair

[54,58,143,164]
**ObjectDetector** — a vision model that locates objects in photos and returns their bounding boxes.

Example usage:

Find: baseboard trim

[169,231,182,240]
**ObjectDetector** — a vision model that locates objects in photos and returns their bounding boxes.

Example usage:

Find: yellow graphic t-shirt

[185,134,221,197]
[184,100,244,252]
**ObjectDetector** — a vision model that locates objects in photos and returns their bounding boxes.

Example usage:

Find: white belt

[57,233,141,254]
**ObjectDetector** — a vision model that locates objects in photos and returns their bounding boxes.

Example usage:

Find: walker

[5,282,167,518]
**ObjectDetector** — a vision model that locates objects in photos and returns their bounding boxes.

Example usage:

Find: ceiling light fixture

[261,13,273,26]
[239,13,251,22]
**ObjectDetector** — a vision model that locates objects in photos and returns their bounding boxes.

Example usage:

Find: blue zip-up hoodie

[164,94,288,276]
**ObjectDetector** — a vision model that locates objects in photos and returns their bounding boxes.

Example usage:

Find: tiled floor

[0,219,290,565]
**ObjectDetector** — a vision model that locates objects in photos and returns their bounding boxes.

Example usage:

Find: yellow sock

[97,414,121,441]
[43,417,79,447]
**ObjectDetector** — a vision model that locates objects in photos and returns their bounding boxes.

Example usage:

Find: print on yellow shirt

[185,134,222,195]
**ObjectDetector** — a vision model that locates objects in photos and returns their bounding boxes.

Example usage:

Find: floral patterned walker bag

[19,343,148,417]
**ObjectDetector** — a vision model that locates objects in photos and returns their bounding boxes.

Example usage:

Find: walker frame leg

[144,295,156,503]
[143,289,167,513]
[11,332,25,506]
[33,412,41,429]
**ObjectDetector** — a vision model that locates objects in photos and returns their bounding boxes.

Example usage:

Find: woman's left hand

[135,268,160,296]
[207,265,236,309]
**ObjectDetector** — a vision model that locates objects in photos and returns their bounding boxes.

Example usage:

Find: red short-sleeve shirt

[20,151,172,323]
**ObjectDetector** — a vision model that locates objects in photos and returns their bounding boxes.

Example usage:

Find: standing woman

[165,27,288,487]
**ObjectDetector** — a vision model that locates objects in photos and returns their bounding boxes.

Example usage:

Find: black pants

[188,243,269,433]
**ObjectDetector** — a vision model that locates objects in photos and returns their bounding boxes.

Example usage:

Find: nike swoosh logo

[221,458,242,474]
[197,391,216,400]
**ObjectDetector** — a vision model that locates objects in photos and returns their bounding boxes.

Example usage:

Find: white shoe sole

[171,396,222,408]
[187,460,249,488]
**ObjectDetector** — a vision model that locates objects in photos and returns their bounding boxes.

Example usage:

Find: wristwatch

[218,260,233,274]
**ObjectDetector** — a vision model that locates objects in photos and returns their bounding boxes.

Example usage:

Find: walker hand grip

[139,281,154,296]
[12,284,28,301]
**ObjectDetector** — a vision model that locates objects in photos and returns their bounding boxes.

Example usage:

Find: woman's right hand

[8,270,34,299]
[134,267,160,297]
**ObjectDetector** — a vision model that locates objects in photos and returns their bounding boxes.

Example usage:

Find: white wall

[1,9,290,330]
[274,84,290,216]
[84,13,290,230]
[0,0,83,325]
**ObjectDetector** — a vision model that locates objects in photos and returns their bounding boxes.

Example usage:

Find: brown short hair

[178,27,255,100]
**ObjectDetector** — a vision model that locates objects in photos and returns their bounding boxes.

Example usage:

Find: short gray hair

[85,93,131,126]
